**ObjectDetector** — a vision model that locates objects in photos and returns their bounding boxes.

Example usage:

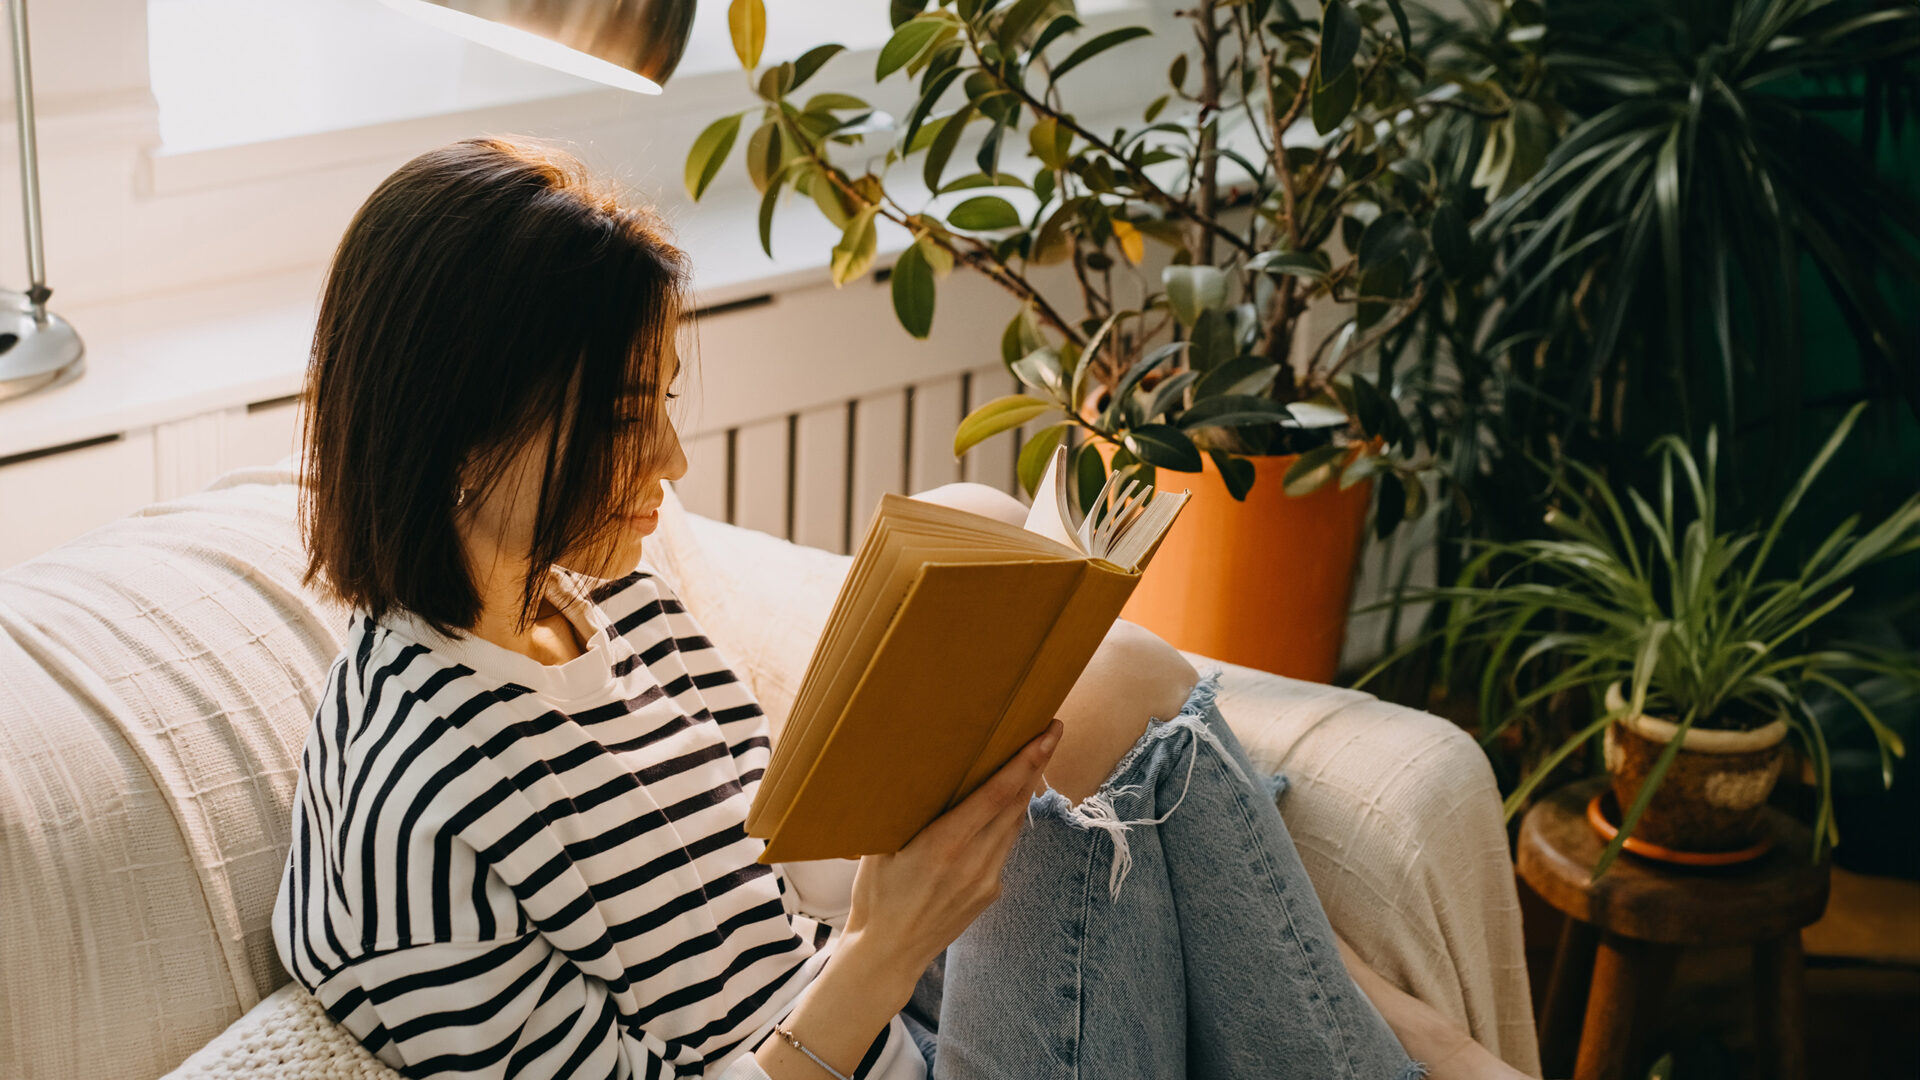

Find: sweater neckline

[378,568,623,704]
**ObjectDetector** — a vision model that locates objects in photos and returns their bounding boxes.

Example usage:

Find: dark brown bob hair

[299,136,690,638]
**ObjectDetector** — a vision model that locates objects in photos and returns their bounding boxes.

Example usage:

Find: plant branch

[787,115,1084,346]
[1319,282,1431,383]
[1192,1,1223,265]
[978,38,1258,258]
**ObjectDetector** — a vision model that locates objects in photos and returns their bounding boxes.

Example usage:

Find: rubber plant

[687,0,1471,520]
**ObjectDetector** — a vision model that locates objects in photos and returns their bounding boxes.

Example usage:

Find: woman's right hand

[838,717,1065,989]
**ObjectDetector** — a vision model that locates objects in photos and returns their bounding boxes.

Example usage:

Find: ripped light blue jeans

[897,667,1422,1080]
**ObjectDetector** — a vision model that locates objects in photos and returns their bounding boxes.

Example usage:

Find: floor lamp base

[0,289,84,404]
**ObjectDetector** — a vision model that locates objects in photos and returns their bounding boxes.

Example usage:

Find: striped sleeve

[316,935,712,1079]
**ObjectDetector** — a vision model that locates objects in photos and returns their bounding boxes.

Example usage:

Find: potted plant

[1355,0,1920,688]
[1361,403,1920,876]
[686,0,1466,681]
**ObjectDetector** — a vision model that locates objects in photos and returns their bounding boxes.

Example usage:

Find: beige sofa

[0,463,1540,1078]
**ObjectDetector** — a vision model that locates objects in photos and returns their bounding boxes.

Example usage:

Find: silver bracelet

[770,1022,854,1080]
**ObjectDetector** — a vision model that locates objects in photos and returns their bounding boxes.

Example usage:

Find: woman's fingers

[930,718,1063,842]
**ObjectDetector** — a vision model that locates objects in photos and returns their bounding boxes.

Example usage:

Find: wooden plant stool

[1518,778,1830,1080]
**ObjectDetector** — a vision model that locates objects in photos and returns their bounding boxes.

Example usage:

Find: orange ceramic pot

[1098,442,1373,683]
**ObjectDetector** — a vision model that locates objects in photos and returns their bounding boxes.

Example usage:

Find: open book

[745,444,1192,863]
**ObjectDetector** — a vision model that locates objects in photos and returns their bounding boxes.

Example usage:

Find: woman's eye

[666,390,680,401]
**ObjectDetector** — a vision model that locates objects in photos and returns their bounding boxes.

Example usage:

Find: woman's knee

[1045,622,1200,805]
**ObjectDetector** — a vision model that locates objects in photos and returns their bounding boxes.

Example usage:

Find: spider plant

[1359,402,1920,875]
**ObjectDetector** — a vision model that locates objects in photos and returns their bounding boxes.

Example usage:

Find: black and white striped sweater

[271,562,922,1079]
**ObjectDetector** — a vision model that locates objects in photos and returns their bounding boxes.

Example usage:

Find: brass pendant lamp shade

[379,0,700,93]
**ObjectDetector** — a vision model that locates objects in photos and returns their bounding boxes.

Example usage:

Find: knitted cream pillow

[161,984,396,1080]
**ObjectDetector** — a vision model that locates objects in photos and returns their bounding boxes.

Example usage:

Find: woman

[274,137,1526,1080]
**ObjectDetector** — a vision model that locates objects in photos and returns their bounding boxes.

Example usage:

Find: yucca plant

[1360,402,1920,875]
[1459,0,1919,477]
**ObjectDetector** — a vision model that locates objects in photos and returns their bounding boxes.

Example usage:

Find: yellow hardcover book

[745,444,1193,863]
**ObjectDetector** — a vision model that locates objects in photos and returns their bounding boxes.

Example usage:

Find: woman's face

[460,352,688,585]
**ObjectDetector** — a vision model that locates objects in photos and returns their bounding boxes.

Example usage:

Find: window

[150,0,919,153]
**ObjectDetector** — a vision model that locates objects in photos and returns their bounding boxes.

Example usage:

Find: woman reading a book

[274,137,1530,1080]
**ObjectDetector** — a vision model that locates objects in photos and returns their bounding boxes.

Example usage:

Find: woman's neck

[465,549,588,666]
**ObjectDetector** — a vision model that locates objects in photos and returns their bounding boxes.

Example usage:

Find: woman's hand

[755,720,1064,1079]
[839,717,1066,990]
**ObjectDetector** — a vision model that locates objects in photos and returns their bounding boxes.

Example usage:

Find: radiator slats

[791,403,850,552]
[731,418,789,538]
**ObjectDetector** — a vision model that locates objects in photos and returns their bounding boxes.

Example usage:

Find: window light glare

[377,0,664,95]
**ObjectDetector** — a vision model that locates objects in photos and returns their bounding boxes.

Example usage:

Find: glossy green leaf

[877,16,953,81]
[1179,394,1295,431]
[1145,369,1200,420]
[1049,26,1152,84]
[890,240,936,337]
[1011,347,1064,396]
[685,113,744,201]
[808,165,856,228]
[1208,448,1256,501]
[1187,309,1236,373]
[956,395,1058,456]
[756,176,781,256]
[1247,249,1331,281]
[829,208,879,286]
[1381,0,1412,51]
[938,171,1030,194]
[923,104,974,190]
[790,43,846,90]
[1029,115,1073,169]
[889,0,926,29]
[1317,0,1361,87]
[1001,305,1046,369]
[948,195,1022,231]
[745,122,783,194]
[902,67,964,154]
[1192,354,1280,401]
[728,0,767,70]
[1124,424,1202,472]
[997,0,1053,50]
[1310,63,1357,136]
[1161,265,1229,328]
[1284,443,1345,495]
[1357,210,1421,271]
[1073,440,1107,519]
[1356,259,1407,329]
[756,62,793,100]
[1016,421,1071,495]
[805,92,869,113]
[1113,341,1186,405]
[1029,14,1083,65]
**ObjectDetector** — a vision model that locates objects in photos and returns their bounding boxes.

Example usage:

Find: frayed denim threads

[1026,666,1289,903]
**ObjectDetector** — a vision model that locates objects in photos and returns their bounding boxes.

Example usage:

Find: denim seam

[1072,807,1098,1080]
[1210,726,1368,1080]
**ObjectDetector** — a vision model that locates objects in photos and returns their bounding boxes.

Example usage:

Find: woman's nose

[666,427,689,482]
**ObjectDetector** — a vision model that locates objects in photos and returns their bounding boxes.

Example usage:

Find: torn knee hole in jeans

[1026,666,1290,903]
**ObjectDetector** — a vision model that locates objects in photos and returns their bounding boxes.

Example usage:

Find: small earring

[454,487,469,508]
